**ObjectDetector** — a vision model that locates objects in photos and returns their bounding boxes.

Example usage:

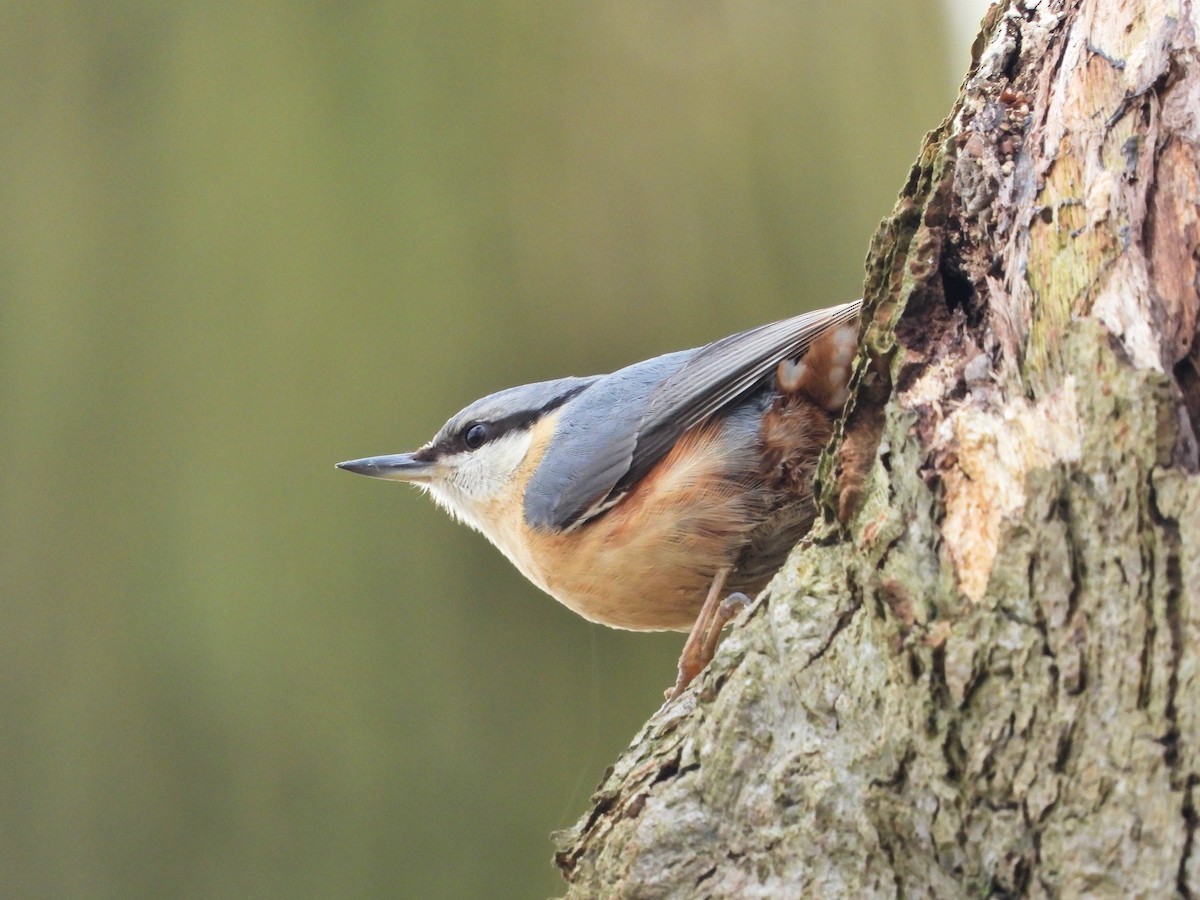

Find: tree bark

[553,0,1200,896]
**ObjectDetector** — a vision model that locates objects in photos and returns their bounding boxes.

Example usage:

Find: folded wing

[524,300,862,532]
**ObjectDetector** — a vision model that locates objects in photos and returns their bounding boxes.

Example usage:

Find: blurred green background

[0,3,981,897]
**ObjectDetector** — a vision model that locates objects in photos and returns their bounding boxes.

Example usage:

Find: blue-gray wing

[524,300,861,531]
[522,348,695,531]
[620,300,861,493]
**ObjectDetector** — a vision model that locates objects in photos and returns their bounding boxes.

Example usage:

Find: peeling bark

[554,1,1200,896]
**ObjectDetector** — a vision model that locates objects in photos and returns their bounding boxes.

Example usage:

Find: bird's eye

[463,422,489,450]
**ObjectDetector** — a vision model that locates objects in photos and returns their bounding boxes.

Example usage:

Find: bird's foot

[666,568,751,701]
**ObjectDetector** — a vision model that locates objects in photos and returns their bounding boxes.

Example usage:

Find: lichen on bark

[555,1,1200,896]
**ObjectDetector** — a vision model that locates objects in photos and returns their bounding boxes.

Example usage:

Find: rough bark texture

[554,0,1200,896]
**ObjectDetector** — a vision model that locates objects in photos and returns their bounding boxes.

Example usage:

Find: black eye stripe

[458,412,531,451]
[431,383,592,458]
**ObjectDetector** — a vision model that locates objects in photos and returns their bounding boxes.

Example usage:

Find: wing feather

[524,300,861,531]
[623,300,861,488]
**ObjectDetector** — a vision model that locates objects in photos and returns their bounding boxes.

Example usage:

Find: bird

[338,300,860,700]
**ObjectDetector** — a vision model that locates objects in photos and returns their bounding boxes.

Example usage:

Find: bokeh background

[1,3,989,897]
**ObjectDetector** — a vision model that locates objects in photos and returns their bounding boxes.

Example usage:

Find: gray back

[525,301,861,531]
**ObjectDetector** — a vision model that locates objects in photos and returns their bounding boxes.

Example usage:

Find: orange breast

[479,414,763,632]
[475,365,840,632]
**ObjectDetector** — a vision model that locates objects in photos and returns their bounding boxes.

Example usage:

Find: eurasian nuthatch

[338,300,860,699]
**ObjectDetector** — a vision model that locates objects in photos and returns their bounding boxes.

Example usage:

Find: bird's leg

[667,566,738,701]
[700,591,752,667]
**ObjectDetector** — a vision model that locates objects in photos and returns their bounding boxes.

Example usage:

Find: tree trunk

[553,0,1200,896]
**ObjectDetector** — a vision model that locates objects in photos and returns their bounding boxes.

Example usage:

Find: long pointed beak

[336,453,439,483]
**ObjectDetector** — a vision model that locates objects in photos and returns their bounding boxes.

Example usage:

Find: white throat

[425,429,534,535]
